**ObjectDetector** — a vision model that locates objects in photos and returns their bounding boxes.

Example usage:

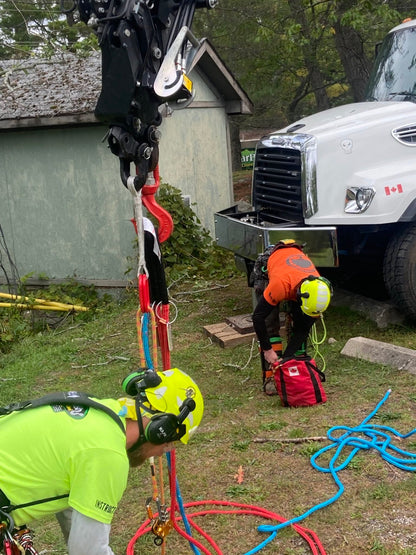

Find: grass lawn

[1,274,416,554]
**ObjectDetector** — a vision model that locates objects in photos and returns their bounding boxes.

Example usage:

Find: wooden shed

[0,42,252,288]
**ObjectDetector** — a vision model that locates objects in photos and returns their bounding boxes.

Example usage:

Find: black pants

[283,301,316,358]
[256,291,315,358]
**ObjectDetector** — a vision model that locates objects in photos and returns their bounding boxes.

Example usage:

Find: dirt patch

[233,170,252,202]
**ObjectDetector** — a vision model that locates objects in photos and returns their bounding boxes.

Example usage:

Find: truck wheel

[383,224,416,319]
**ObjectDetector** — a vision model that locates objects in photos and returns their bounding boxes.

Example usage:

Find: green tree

[194,0,415,126]
[0,0,97,59]
[1,0,414,124]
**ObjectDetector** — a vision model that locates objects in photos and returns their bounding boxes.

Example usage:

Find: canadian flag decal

[288,365,300,377]
[385,184,403,196]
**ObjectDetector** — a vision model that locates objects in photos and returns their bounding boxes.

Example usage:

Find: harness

[250,239,304,292]
[0,391,125,515]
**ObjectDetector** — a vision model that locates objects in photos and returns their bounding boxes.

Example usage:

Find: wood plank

[203,322,257,348]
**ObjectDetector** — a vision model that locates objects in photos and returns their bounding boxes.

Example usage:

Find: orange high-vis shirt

[263,247,319,306]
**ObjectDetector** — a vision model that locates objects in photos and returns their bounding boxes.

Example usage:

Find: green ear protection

[122,369,162,396]
[122,369,196,449]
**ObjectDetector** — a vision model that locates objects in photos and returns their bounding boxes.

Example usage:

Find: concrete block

[341,336,416,374]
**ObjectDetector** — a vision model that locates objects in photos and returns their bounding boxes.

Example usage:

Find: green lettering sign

[241,148,255,169]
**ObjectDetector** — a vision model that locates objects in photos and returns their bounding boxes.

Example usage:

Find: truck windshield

[366,25,416,103]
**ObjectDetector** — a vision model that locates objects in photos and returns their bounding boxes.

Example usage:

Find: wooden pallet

[203,321,257,348]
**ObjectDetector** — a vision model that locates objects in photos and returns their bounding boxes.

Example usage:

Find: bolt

[152,47,162,60]
[140,146,152,160]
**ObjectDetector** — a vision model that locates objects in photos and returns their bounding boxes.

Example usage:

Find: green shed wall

[0,126,137,284]
[0,71,234,285]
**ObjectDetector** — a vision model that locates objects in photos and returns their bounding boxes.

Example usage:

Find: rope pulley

[146,497,173,547]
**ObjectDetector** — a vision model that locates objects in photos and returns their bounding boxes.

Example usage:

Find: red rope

[126,450,326,555]
[155,302,171,370]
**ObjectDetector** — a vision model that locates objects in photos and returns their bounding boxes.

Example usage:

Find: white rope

[127,176,147,276]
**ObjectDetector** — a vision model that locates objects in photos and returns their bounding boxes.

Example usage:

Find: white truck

[215,18,416,318]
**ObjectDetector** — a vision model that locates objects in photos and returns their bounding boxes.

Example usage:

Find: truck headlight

[344,187,375,214]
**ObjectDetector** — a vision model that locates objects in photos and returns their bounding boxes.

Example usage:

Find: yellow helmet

[298,276,332,317]
[144,368,204,444]
[120,368,204,444]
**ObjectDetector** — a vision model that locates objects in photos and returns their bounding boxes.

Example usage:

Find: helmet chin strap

[127,397,149,453]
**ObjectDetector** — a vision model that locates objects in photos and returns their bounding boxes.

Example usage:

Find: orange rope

[159,456,167,555]
[158,457,165,506]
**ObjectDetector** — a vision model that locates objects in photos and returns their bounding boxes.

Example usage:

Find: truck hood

[274,101,416,137]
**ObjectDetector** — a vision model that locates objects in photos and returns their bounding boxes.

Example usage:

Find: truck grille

[253,146,303,224]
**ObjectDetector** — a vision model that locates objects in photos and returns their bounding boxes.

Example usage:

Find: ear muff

[143,398,196,444]
[122,369,162,396]
[296,275,317,303]
[144,413,186,444]
[125,377,197,451]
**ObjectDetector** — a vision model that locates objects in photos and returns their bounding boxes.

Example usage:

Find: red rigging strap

[141,167,174,244]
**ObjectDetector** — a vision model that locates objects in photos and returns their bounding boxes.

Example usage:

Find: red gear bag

[273,355,326,407]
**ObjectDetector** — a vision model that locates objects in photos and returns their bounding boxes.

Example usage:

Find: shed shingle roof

[0,42,252,127]
[0,53,101,121]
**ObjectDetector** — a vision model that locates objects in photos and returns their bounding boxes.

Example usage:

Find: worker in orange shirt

[252,240,332,385]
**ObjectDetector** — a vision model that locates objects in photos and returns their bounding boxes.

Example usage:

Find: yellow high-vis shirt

[0,399,128,526]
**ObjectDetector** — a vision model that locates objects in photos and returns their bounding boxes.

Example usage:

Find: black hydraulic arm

[62,0,217,190]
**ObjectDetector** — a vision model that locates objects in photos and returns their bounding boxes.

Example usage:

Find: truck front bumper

[214,206,338,267]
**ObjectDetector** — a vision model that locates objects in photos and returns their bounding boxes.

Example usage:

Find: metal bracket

[153,26,200,104]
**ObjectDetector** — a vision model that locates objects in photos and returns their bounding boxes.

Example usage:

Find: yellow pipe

[0,292,88,311]
[0,302,88,312]
[1,291,73,307]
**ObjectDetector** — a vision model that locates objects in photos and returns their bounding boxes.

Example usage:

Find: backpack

[249,245,277,294]
[249,240,304,294]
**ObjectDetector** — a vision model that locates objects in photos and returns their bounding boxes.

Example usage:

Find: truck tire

[383,224,416,319]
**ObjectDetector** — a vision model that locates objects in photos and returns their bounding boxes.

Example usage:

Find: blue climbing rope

[165,452,201,555]
[141,312,154,369]
[256,389,416,546]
